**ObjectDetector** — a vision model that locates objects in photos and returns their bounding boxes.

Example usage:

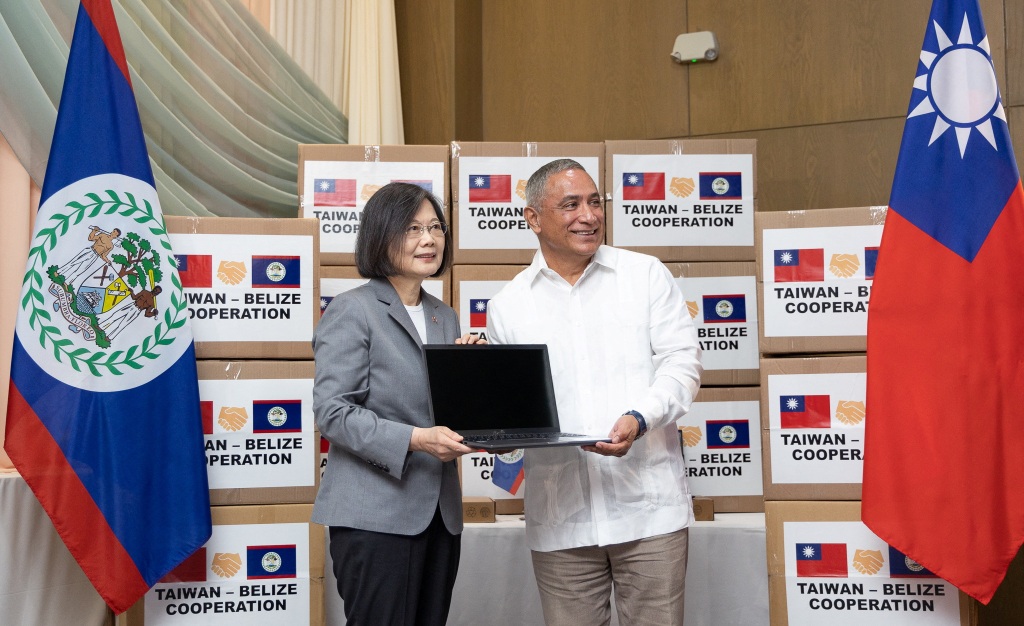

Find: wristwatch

[625,410,647,440]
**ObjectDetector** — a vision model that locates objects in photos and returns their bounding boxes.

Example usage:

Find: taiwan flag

[201,400,214,435]
[252,256,301,288]
[862,0,1024,603]
[796,543,848,577]
[247,545,297,579]
[4,0,211,613]
[699,172,743,199]
[774,249,825,282]
[314,178,357,207]
[177,254,212,288]
[780,395,831,429]
[468,174,511,203]
[702,294,746,323]
[622,172,665,200]
[864,247,879,279]
[252,400,303,434]
[470,298,489,327]
[705,420,750,449]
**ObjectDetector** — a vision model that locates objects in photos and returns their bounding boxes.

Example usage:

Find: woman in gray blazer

[312,183,481,625]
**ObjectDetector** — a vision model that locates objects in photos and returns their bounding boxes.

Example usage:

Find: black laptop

[422,344,611,450]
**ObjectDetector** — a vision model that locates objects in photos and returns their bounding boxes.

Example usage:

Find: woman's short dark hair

[355,182,452,279]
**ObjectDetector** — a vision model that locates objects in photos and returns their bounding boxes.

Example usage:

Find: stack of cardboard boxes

[756,207,976,624]
[602,139,761,519]
[119,217,325,624]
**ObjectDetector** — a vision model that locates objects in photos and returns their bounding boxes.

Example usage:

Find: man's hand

[411,426,473,462]
[583,414,640,457]
[852,549,884,575]
[835,400,866,426]
[455,333,487,345]
[217,260,246,285]
[829,253,860,278]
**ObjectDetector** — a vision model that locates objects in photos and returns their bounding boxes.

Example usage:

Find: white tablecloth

[325,513,769,626]
[0,473,110,626]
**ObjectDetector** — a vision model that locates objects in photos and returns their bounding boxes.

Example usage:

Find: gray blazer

[311,278,463,535]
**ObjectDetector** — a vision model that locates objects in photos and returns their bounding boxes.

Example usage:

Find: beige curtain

[269,0,404,145]
[0,134,38,473]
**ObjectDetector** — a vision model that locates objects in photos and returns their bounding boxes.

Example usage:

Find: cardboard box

[118,504,324,625]
[761,356,865,501]
[450,141,605,264]
[765,501,977,626]
[679,387,763,512]
[198,361,318,505]
[462,497,496,523]
[298,144,450,265]
[692,497,715,521]
[756,207,886,354]
[320,266,450,314]
[451,265,528,338]
[165,216,319,360]
[667,261,759,386]
[459,451,525,515]
[605,139,757,262]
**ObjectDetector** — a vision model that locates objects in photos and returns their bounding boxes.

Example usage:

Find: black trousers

[329,507,461,626]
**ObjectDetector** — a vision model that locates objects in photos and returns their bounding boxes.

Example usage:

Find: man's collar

[525,245,613,283]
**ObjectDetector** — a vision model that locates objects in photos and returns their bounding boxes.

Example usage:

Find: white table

[325,513,769,626]
[0,473,110,626]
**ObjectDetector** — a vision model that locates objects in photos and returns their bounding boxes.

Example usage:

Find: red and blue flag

[491,452,525,495]
[252,256,301,288]
[773,249,824,282]
[246,545,297,579]
[470,298,489,328]
[702,294,746,323]
[468,174,512,203]
[705,420,750,449]
[780,395,831,429]
[796,543,848,578]
[5,0,211,613]
[699,172,742,199]
[862,0,1024,603]
[313,178,356,207]
[622,172,665,200]
[252,400,303,434]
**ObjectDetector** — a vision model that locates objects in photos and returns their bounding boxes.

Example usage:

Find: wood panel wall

[395,0,1023,212]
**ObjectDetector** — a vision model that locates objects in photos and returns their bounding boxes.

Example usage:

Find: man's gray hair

[524,158,587,209]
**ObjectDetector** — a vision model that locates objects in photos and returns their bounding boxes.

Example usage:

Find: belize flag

[862,0,1024,603]
[246,545,297,579]
[705,420,750,449]
[492,450,525,495]
[702,294,746,323]
[252,255,301,288]
[4,0,211,613]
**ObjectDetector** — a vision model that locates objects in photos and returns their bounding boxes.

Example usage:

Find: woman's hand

[454,333,487,345]
[410,426,473,462]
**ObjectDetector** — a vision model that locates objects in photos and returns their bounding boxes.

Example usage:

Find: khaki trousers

[531,527,689,626]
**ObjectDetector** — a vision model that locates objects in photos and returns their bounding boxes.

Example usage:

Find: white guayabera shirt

[487,245,703,552]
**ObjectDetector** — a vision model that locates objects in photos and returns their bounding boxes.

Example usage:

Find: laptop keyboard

[465,432,587,443]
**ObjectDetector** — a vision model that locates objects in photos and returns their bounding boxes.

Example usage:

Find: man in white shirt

[486,159,702,625]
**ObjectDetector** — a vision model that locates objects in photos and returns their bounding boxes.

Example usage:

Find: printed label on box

[782,521,960,625]
[320,277,444,316]
[169,234,314,343]
[676,275,758,371]
[611,154,754,247]
[677,400,763,497]
[145,522,311,624]
[457,156,600,250]
[761,225,883,338]
[301,161,445,254]
[462,450,525,500]
[200,378,315,489]
[767,373,865,484]
[457,279,515,338]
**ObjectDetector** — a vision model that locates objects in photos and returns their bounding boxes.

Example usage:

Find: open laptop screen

[423,344,559,434]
